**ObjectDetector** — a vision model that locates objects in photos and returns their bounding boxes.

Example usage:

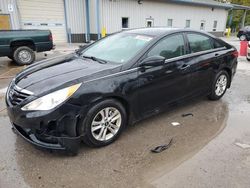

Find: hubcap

[91,107,122,141]
[18,50,31,63]
[215,74,227,96]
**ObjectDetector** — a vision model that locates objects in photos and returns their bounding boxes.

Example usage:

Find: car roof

[124,27,215,38]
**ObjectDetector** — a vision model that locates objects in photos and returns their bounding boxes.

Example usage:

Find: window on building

[200,21,206,30]
[147,34,185,59]
[213,21,218,31]
[167,19,173,27]
[122,17,129,29]
[187,33,213,53]
[146,20,153,27]
[40,23,48,26]
[186,20,191,28]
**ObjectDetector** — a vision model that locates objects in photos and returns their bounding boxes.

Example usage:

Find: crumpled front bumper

[6,92,88,154]
[12,123,83,153]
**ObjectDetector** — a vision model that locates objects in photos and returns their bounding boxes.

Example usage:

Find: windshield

[82,33,153,64]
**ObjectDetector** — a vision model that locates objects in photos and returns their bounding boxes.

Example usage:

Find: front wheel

[78,99,127,147]
[208,70,230,101]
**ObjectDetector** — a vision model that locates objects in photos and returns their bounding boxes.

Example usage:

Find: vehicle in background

[237,26,250,41]
[0,30,54,65]
[247,41,250,61]
[6,28,238,155]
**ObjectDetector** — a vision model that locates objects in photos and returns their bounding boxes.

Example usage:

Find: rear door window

[213,39,224,49]
[187,33,213,53]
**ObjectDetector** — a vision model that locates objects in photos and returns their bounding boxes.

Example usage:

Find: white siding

[17,0,67,43]
[99,0,228,34]
[89,0,98,34]
[65,0,86,34]
[0,0,20,29]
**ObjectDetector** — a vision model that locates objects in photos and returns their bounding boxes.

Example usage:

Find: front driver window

[147,34,185,59]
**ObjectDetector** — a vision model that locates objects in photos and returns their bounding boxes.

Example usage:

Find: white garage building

[18,0,67,43]
[0,0,233,44]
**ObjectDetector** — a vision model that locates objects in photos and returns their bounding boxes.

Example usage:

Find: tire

[240,35,247,41]
[78,99,127,147]
[13,46,35,65]
[208,70,230,101]
[247,57,250,61]
[7,55,13,60]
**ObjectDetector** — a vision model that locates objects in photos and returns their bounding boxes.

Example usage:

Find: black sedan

[6,28,238,154]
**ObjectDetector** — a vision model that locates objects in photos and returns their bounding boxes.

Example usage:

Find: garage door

[0,14,11,30]
[18,0,67,43]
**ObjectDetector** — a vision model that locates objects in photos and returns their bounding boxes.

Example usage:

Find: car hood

[14,54,121,96]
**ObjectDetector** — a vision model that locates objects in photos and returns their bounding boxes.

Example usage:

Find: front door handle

[180,64,190,70]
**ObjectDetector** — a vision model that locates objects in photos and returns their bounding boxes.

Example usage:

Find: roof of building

[231,3,250,10]
[169,0,233,9]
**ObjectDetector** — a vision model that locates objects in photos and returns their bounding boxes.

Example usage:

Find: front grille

[8,85,32,106]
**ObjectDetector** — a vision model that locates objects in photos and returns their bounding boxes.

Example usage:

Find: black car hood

[15,54,121,95]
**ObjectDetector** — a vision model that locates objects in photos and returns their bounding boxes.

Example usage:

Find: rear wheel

[247,57,250,61]
[208,70,230,101]
[13,46,35,65]
[78,99,127,147]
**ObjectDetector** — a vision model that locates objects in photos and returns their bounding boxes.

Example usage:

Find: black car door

[184,32,219,95]
[137,34,193,117]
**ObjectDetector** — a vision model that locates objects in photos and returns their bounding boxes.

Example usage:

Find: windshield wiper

[82,55,107,64]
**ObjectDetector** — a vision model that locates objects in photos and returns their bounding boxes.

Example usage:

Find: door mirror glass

[140,56,165,67]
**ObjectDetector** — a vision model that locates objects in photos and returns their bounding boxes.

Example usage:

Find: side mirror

[75,44,91,55]
[140,56,165,67]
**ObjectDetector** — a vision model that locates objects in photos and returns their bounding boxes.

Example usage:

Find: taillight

[49,33,53,41]
[232,50,239,58]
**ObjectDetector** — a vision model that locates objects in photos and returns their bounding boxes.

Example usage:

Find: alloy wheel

[215,74,228,96]
[91,107,122,141]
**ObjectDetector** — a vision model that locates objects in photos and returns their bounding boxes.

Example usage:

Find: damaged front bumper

[12,123,83,153]
[6,95,88,154]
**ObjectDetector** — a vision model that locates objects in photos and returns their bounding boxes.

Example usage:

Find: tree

[215,0,250,29]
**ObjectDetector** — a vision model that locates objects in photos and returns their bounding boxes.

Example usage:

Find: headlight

[21,83,81,111]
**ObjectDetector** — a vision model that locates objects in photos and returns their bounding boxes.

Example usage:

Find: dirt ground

[0,38,250,188]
